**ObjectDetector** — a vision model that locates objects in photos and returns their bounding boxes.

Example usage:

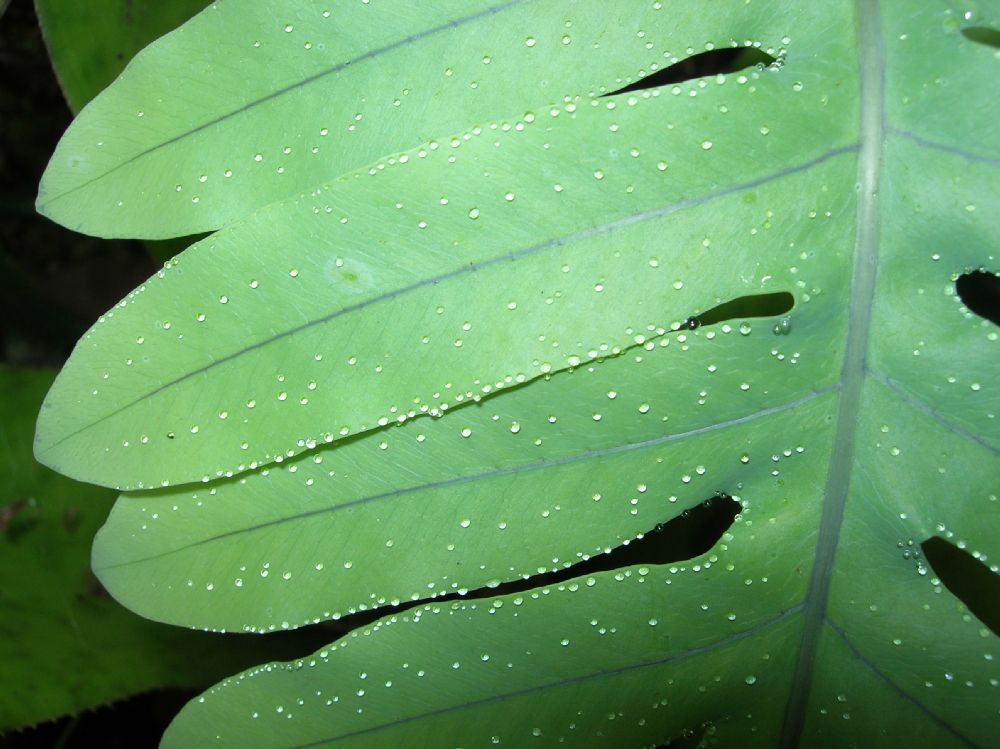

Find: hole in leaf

[606,47,777,96]
[955,270,1000,326]
[308,495,740,645]
[486,494,740,594]
[685,291,794,329]
[921,536,1000,635]
[961,26,1000,49]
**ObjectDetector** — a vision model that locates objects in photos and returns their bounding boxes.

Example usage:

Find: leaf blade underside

[34,1,854,490]
[36,0,786,240]
[34,0,1000,746]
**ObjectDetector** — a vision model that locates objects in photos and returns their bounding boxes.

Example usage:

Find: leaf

[36,4,846,490]
[36,0,1000,747]
[34,0,210,114]
[0,367,325,731]
[36,0,786,239]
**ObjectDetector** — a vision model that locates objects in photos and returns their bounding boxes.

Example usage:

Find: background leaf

[34,0,210,114]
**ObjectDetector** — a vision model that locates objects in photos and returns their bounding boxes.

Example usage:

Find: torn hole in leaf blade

[955,270,1000,326]
[493,494,740,593]
[961,26,1000,49]
[921,536,1000,636]
[606,47,777,96]
[307,495,740,645]
[681,291,794,330]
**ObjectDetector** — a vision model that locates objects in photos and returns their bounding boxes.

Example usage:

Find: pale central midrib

[779,1,885,746]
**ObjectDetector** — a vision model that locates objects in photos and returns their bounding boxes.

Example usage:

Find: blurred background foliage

[0,2,314,746]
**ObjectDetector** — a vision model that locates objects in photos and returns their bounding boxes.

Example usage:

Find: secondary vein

[48,145,856,453]
[826,620,982,748]
[38,0,530,207]
[97,387,834,571]
[288,606,802,749]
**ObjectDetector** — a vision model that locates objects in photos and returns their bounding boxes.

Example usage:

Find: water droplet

[772,317,792,335]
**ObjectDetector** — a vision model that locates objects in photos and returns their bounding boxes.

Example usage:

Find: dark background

[1,3,177,746]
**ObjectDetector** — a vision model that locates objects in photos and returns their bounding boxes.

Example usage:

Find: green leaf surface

[38,0,801,240]
[0,368,319,731]
[36,1,849,490]
[34,0,210,114]
[35,0,1000,746]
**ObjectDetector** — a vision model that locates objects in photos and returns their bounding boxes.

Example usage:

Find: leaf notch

[955,269,1000,327]
[921,536,1000,636]
[606,46,779,96]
